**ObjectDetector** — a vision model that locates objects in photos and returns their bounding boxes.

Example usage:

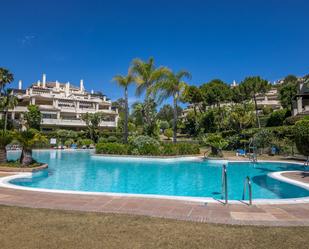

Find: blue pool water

[7,150,309,200]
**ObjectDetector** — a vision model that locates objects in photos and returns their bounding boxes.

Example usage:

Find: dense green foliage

[278,75,298,111]
[293,120,309,157]
[77,139,93,147]
[266,109,289,127]
[202,134,228,157]
[96,135,200,156]
[96,142,128,155]
[24,105,42,130]
[164,128,173,140]
[81,113,104,142]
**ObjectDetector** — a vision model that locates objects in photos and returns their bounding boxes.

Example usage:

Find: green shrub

[159,120,169,131]
[96,142,128,155]
[78,139,93,147]
[202,134,228,157]
[262,106,273,115]
[161,143,178,156]
[253,129,273,153]
[225,134,242,150]
[266,109,289,127]
[107,136,118,143]
[176,143,200,155]
[97,137,107,143]
[164,128,173,140]
[293,120,309,157]
[137,143,160,155]
[270,126,294,139]
[284,115,309,126]
[129,135,160,155]
[64,139,74,147]
[271,137,293,156]
[284,116,303,126]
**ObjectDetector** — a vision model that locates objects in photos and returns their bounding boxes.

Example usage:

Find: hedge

[95,141,200,156]
[95,143,128,155]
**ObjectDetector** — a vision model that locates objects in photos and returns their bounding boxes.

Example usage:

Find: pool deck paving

[1,170,309,226]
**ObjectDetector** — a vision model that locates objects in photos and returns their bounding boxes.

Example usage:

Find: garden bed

[0,162,48,172]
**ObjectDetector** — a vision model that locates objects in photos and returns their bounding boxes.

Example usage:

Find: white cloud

[20,35,36,47]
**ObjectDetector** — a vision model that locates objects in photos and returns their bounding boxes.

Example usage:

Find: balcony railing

[41,118,116,127]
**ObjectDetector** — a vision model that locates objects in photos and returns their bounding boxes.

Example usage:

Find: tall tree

[113,71,134,143]
[0,68,14,96]
[141,98,158,137]
[229,104,255,131]
[24,105,42,130]
[231,84,247,105]
[131,57,169,98]
[200,79,232,130]
[157,104,182,122]
[154,70,191,143]
[131,57,169,136]
[130,102,144,127]
[278,75,298,113]
[239,76,271,128]
[0,68,15,131]
[181,85,203,115]
[0,131,13,163]
[112,98,126,115]
[81,113,104,142]
[200,79,231,107]
[0,90,18,131]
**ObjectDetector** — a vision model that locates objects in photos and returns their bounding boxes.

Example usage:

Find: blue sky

[1,0,309,105]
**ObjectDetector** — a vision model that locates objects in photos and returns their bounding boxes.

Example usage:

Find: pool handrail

[242,176,252,205]
[222,164,228,205]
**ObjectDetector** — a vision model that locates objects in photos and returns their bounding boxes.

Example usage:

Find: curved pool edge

[91,154,206,162]
[269,171,309,191]
[1,166,309,205]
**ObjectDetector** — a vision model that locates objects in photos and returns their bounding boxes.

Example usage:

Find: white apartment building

[6,74,119,131]
[255,87,281,110]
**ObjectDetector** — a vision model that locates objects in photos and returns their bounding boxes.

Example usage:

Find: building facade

[293,81,309,116]
[6,74,118,131]
[255,87,281,111]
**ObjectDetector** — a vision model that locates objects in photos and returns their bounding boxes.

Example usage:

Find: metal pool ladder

[242,176,252,205]
[221,164,228,205]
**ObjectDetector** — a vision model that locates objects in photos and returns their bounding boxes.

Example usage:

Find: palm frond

[176,70,192,80]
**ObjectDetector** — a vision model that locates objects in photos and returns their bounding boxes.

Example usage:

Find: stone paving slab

[0,187,309,226]
[282,172,309,184]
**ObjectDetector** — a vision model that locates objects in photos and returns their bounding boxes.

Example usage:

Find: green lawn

[0,205,308,249]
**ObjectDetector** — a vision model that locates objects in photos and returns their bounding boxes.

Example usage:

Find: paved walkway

[283,171,309,184]
[1,186,309,226]
[1,170,309,226]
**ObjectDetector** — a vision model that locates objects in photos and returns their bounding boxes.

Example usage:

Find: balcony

[41,118,116,128]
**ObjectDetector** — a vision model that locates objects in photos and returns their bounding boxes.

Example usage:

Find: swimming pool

[5,150,309,201]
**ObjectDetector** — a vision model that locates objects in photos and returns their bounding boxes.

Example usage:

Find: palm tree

[0,90,18,131]
[131,57,169,98]
[0,131,13,163]
[15,128,47,166]
[154,70,191,143]
[239,76,270,128]
[0,68,14,96]
[113,70,134,143]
